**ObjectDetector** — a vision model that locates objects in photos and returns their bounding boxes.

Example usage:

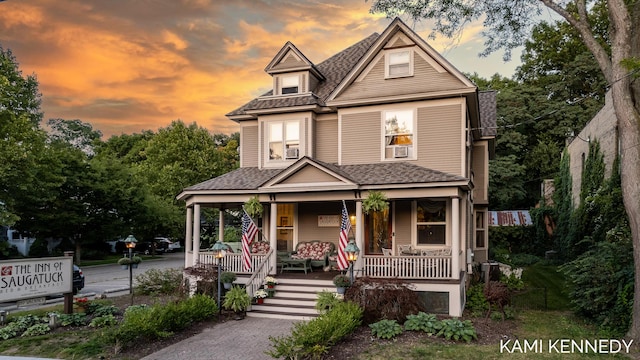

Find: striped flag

[337,201,351,270]
[241,210,258,271]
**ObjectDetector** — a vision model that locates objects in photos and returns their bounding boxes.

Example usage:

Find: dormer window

[281,75,299,94]
[385,50,412,78]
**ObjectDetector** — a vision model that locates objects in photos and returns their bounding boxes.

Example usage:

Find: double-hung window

[281,75,299,94]
[384,109,414,159]
[269,120,300,161]
[416,200,447,245]
[386,50,412,78]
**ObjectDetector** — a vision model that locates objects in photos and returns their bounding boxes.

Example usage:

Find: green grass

[354,311,632,359]
[519,263,571,311]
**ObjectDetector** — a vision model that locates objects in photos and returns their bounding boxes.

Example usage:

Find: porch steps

[247,278,335,321]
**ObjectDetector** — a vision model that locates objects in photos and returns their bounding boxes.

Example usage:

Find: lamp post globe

[344,238,359,284]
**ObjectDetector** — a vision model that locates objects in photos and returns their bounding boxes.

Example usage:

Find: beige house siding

[394,201,412,251]
[335,52,466,102]
[271,51,305,71]
[567,91,618,207]
[279,166,341,184]
[472,141,488,204]
[297,202,343,243]
[341,111,381,165]
[416,103,464,175]
[315,115,338,163]
[241,123,259,168]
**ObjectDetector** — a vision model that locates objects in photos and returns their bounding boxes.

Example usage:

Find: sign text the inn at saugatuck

[0,257,73,302]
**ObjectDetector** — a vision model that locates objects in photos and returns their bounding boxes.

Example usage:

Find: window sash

[268,120,299,160]
[281,75,299,94]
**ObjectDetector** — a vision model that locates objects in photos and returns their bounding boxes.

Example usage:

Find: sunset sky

[0,0,520,138]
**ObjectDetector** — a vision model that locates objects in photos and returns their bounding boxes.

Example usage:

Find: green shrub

[404,312,442,335]
[91,304,119,317]
[315,290,341,314]
[345,277,423,324]
[509,253,541,267]
[59,313,87,327]
[369,319,403,339]
[21,323,50,337]
[465,284,488,317]
[267,301,363,359]
[437,318,477,342]
[501,273,525,291]
[89,314,118,327]
[135,267,184,295]
[0,314,45,340]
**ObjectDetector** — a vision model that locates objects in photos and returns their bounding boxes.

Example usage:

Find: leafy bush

[369,319,403,339]
[465,284,488,317]
[404,312,442,335]
[508,253,541,267]
[135,267,184,295]
[345,277,423,324]
[59,313,88,327]
[21,323,50,337]
[90,304,119,317]
[315,290,341,314]
[0,314,44,340]
[267,301,363,359]
[114,294,218,346]
[501,273,525,291]
[89,314,118,327]
[437,318,477,342]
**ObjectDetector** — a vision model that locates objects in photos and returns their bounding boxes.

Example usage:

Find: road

[80,251,185,296]
[0,252,185,312]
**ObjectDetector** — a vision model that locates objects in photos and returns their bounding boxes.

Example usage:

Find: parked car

[73,264,85,294]
[136,241,167,255]
[155,237,181,252]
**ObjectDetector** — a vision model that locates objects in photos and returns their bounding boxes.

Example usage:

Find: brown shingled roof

[185,159,466,192]
[226,33,380,118]
[478,90,497,137]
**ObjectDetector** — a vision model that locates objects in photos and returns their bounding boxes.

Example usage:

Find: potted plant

[362,190,390,251]
[220,271,237,290]
[333,274,351,295]
[254,289,268,304]
[223,286,251,320]
[244,195,264,218]
[264,276,278,289]
[117,256,142,269]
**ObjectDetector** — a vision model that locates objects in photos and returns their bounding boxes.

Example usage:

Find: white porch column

[218,209,225,242]
[269,202,278,275]
[193,204,201,266]
[354,200,364,274]
[451,197,460,280]
[185,206,193,268]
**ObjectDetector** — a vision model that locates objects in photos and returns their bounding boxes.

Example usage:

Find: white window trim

[411,200,449,249]
[385,49,413,79]
[381,108,417,161]
[264,119,302,167]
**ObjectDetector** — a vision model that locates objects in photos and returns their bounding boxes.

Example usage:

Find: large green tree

[0,47,46,226]
[369,0,640,338]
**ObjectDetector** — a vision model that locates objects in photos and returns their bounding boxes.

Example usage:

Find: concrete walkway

[140,317,299,360]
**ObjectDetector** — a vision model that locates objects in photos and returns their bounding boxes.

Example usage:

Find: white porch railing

[199,251,269,274]
[362,255,452,279]
[243,248,274,303]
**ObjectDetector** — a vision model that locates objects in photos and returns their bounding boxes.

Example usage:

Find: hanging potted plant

[220,271,237,290]
[117,256,142,269]
[244,195,264,218]
[362,190,390,251]
[332,274,351,295]
[223,286,251,320]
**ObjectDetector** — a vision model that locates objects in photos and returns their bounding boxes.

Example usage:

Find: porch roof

[183,159,466,192]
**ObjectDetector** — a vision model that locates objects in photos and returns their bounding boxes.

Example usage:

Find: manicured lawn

[519,263,571,311]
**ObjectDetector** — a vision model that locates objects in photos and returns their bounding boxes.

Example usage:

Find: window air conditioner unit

[394,146,409,158]
[285,147,299,159]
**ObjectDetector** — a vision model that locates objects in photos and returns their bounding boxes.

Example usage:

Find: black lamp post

[211,240,226,317]
[344,237,360,284]
[124,235,137,305]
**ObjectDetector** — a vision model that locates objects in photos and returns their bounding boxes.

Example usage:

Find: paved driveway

[141,317,298,360]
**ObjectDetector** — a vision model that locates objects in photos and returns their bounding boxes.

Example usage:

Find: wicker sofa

[290,240,336,268]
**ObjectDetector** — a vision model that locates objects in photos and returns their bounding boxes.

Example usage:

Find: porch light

[123,235,137,306]
[345,237,359,284]
[212,240,227,259]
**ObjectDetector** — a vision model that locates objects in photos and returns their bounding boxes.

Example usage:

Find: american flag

[337,201,351,270]
[241,210,258,271]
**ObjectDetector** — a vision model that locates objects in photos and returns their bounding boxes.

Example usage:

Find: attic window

[281,75,299,94]
[386,50,412,78]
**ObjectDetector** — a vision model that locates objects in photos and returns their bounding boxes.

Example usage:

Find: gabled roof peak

[264,41,324,80]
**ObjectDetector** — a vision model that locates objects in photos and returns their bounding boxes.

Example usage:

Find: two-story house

[177,18,496,317]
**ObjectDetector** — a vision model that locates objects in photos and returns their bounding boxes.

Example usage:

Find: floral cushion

[251,241,271,254]
[291,241,333,260]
